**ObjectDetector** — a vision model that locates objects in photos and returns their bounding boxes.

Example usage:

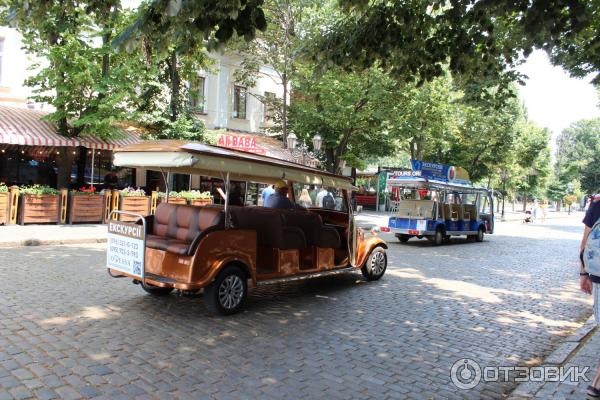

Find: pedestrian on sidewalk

[579,194,600,397]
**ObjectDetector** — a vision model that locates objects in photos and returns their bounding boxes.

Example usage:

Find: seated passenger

[265,180,298,209]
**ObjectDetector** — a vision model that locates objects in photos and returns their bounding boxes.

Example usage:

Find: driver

[264,180,299,210]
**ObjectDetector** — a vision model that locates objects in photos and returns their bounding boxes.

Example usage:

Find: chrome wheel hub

[218,275,244,309]
[370,252,386,275]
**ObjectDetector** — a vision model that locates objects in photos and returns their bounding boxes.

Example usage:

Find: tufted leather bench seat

[143,203,224,256]
[229,207,306,250]
[280,210,341,249]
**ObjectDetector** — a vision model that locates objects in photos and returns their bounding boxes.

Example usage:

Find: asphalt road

[0,214,591,399]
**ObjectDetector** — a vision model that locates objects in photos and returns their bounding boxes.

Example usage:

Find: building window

[263,91,276,121]
[0,38,4,84]
[233,85,247,119]
[189,76,206,113]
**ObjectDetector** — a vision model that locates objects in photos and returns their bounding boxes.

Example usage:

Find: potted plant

[181,190,214,206]
[116,187,150,221]
[0,183,8,225]
[18,185,62,225]
[68,186,105,224]
[157,191,187,205]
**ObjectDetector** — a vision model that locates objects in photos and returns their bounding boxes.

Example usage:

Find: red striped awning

[0,105,140,149]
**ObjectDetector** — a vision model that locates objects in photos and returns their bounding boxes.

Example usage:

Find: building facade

[188,52,283,135]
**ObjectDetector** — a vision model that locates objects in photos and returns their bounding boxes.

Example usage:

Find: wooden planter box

[68,194,105,224]
[0,192,8,225]
[19,194,61,225]
[158,196,187,205]
[189,198,213,207]
[118,195,151,222]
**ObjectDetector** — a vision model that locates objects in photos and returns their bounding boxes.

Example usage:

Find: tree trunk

[75,147,88,188]
[522,194,527,212]
[56,150,76,190]
[282,73,288,148]
[168,51,180,122]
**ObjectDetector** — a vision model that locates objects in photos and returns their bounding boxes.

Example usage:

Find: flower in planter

[120,187,147,197]
[20,185,60,196]
[0,183,8,193]
[72,185,97,195]
[180,190,213,200]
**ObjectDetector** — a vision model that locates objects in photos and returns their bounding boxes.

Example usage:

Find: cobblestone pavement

[0,215,591,399]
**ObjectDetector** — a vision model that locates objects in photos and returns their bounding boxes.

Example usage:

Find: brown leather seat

[144,204,224,255]
[230,207,306,250]
[280,210,341,248]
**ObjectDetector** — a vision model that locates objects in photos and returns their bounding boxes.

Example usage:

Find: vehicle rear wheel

[361,247,387,281]
[141,283,173,296]
[397,234,410,243]
[434,228,444,246]
[205,265,248,315]
[476,226,485,242]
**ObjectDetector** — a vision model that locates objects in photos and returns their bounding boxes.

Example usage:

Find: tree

[313,1,600,85]
[231,0,322,146]
[555,118,600,194]
[289,64,400,173]
[2,0,144,188]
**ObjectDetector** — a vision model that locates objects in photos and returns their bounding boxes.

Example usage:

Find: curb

[507,316,597,399]
[0,238,107,248]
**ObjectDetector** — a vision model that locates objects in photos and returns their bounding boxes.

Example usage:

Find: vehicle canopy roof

[387,176,490,194]
[113,140,355,189]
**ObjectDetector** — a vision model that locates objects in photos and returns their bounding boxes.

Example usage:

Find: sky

[517,50,599,145]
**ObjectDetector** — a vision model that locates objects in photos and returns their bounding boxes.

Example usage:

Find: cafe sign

[217,134,266,155]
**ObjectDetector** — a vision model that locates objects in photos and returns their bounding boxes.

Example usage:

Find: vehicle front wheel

[204,265,248,315]
[475,226,485,242]
[361,247,387,281]
[141,283,173,297]
[397,234,410,243]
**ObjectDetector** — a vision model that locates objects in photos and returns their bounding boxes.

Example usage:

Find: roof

[0,105,140,149]
[113,140,354,189]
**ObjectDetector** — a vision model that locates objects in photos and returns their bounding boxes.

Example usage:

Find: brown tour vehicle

[107,140,387,315]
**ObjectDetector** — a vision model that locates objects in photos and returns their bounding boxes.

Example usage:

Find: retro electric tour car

[382,161,494,245]
[106,141,387,315]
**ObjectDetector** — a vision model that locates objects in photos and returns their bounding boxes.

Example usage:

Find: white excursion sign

[107,220,145,278]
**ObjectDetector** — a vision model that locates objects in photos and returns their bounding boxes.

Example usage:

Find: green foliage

[0,183,8,193]
[179,190,213,200]
[120,187,147,197]
[20,185,60,196]
[556,118,600,194]
[289,64,400,172]
[314,0,600,85]
[113,0,267,56]
[138,112,205,141]
[563,194,578,207]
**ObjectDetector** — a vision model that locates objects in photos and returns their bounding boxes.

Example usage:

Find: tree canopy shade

[112,0,267,54]
[314,0,600,84]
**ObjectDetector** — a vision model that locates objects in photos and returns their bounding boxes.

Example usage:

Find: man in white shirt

[316,187,329,207]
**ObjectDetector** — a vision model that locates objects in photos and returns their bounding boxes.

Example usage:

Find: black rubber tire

[141,283,173,297]
[475,226,485,242]
[398,234,410,243]
[434,228,444,246]
[361,247,387,281]
[204,265,248,315]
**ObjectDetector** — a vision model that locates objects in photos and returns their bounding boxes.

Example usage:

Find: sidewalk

[509,316,598,399]
[0,223,107,247]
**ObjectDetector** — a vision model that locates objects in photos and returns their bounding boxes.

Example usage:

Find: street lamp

[287,132,322,167]
[500,169,509,221]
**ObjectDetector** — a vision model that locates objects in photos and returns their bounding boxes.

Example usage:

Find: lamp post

[500,169,508,221]
[287,132,322,167]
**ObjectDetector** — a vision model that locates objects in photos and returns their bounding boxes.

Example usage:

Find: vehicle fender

[356,235,387,268]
